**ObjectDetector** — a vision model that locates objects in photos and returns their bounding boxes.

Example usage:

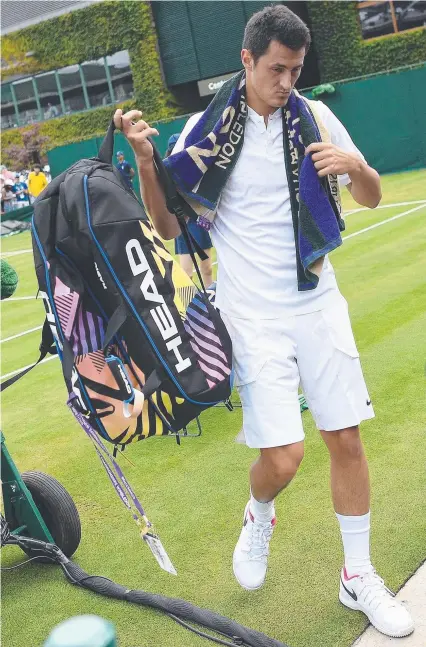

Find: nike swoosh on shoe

[341,577,358,601]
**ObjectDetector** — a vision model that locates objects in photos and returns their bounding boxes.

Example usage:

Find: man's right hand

[113,109,159,166]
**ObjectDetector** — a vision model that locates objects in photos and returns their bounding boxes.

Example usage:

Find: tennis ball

[1,259,19,299]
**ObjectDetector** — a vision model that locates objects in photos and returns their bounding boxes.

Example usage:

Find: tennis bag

[0,122,232,572]
[31,121,233,449]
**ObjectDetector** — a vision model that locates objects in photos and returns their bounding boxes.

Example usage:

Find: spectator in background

[14,172,29,208]
[2,179,16,213]
[43,165,52,183]
[116,151,135,189]
[166,133,214,288]
[28,164,48,202]
[0,165,16,184]
[45,102,59,119]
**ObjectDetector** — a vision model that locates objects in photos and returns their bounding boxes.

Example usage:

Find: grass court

[1,168,425,647]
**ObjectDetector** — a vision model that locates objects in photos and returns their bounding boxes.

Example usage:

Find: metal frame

[356,0,421,38]
[1,431,54,543]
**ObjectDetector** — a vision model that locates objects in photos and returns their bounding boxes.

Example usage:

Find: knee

[322,427,365,464]
[262,443,304,484]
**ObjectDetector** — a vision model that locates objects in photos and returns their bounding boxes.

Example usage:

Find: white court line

[0,325,43,344]
[344,199,426,216]
[3,296,36,301]
[342,203,425,241]
[1,355,57,381]
[211,201,426,266]
[0,249,32,258]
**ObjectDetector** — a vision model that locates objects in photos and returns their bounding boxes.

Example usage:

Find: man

[115,151,135,189]
[13,173,29,208]
[166,133,214,288]
[28,164,48,201]
[114,5,414,639]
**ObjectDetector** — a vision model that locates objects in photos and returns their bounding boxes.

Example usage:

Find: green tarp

[304,64,426,175]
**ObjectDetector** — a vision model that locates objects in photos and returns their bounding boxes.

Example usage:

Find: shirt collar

[247,105,282,124]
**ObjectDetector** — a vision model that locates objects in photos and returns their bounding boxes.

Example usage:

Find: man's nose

[279,71,292,92]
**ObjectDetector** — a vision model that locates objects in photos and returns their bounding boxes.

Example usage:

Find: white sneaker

[339,566,415,638]
[233,502,276,590]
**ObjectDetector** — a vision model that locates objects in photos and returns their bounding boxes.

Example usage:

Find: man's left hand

[305,142,363,178]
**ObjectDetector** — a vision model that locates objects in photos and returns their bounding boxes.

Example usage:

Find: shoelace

[246,519,274,561]
[358,570,397,611]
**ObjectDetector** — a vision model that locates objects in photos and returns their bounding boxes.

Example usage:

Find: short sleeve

[315,101,367,186]
[170,112,203,155]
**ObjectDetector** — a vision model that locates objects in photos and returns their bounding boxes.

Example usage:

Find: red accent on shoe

[271,517,277,526]
[248,510,255,523]
[343,566,360,581]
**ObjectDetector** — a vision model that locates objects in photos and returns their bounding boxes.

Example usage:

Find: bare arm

[114,109,181,239]
[345,161,381,209]
[306,142,381,209]
[137,159,181,239]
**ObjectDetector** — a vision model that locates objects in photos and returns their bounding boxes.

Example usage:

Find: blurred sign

[197,73,237,97]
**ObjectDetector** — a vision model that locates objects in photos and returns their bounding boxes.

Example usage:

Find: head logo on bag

[126,238,191,374]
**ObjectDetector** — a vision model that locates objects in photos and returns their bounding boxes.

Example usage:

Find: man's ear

[241,49,253,72]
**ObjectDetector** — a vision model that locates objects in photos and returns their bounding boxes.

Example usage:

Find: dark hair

[243,5,311,61]
[33,164,41,170]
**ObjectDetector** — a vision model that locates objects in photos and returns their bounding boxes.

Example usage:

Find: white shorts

[222,296,375,448]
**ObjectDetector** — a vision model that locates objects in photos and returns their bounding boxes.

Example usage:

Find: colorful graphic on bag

[49,270,185,445]
[139,223,231,388]
[184,293,231,389]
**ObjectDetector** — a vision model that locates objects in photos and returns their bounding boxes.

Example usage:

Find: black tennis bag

[32,120,233,448]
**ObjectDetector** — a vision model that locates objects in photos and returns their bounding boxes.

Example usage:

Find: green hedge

[308,1,426,82]
[1,1,179,166]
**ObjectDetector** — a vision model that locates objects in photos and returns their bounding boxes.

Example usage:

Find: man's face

[242,40,305,111]
[117,154,124,163]
[34,168,40,175]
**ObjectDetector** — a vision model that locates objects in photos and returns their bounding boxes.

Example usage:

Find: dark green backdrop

[48,64,426,184]
[306,64,426,175]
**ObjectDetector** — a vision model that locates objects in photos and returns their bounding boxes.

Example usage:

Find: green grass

[1,169,426,647]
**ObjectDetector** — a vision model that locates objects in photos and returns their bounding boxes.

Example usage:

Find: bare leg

[200,249,213,288]
[178,253,193,279]
[233,441,304,589]
[250,441,304,503]
[321,426,370,515]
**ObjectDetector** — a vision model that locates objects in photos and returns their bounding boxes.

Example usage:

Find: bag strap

[0,319,57,392]
[149,137,208,295]
[98,119,115,164]
[102,303,128,351]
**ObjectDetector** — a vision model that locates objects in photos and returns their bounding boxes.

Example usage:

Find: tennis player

[114,5,414,638]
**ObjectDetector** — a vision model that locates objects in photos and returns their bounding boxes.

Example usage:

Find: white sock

[336,511,372,576]
[250,493,275,521]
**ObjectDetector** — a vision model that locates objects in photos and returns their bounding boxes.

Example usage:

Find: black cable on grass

[3,533,291,647]
[168,614,248,647]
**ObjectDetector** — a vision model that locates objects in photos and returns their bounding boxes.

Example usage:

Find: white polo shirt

[173,101,365,319]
